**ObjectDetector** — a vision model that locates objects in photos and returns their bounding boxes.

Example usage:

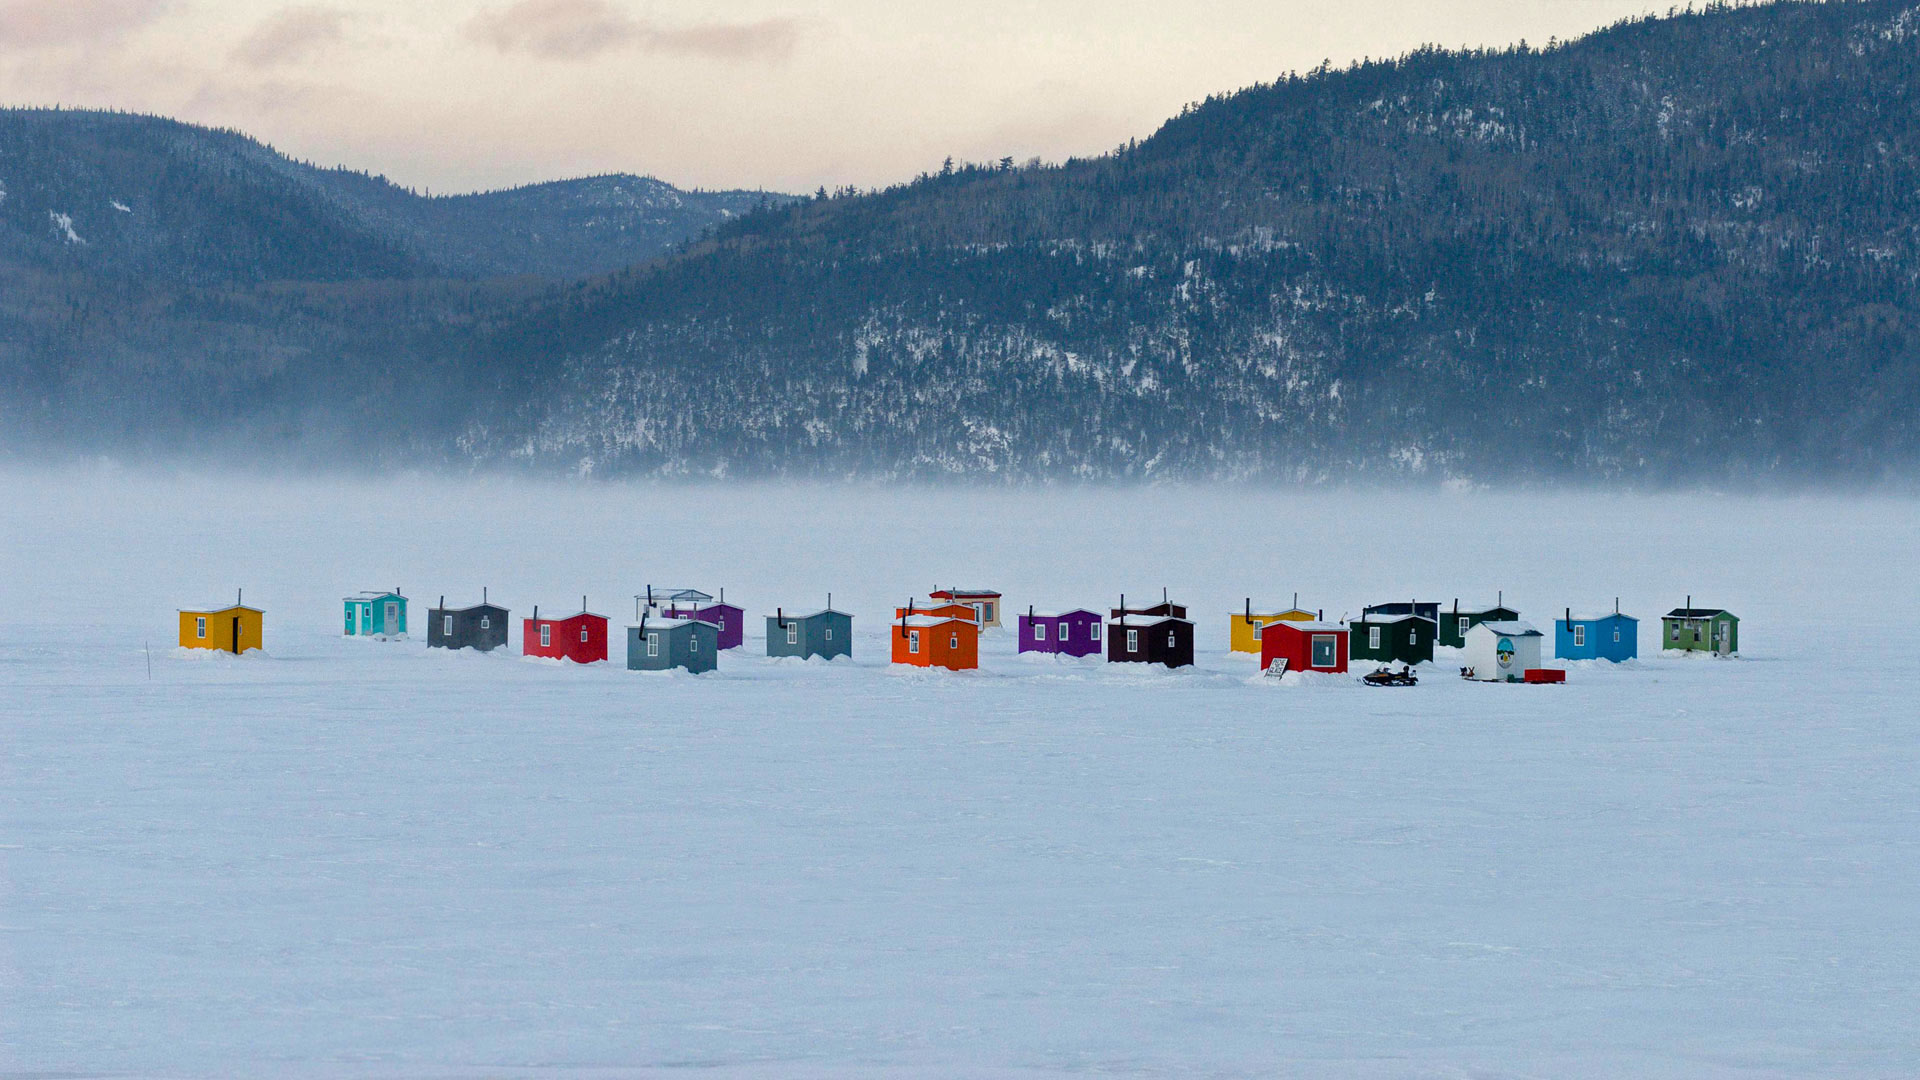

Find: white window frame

[1127,628,1139,652]
[1369,626,1382,650]
[580,626,590,643]
[443,615,454,635]
[1459,616,1471,638]
[1613,628,1621,643]
[480,616,490,630]
[1035,622,1049,641]
[825,626,833,640]
[691,635,699,652]
[787,624,799,645]
[540,624,551,647]
[1312,634,1337,668]
[1091,622,1101,641]
[196,616,207,639]
[1573,625,1586,648]
[1409,628,1418,645]
[647,633,659,657]
[949,633,959,650]
[909,631,921,654]
[1167,631,1177,648]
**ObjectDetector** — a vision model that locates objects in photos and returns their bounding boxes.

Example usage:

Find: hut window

[1408,628,1417,645]
[1127,629,1139,652]
[1167,631,1177,648]
[909,631,921,654]
[1670,623,1680,641]
[950,634,959,650]
[718,615,726,630]
[1035,622,1049,641]
[1090,622,1101,641]
[825,626,833,640]
[787,624,799,645]
[691,635,699,652]
[1573,625,1586,648]
[540,625,551,647]
[1369,626,1382,650]
[1613,628,1621,643]
[481,616,490,629]
[580,627,589,643]
[647,633,660,657]
[444,615,453,635]
[195,616,206,639]
[1459,616,1470,638]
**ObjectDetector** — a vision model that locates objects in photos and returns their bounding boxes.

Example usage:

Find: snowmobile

[1362,665,1418,687]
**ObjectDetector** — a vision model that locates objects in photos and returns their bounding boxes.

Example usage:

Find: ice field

[2,471,1917,1078]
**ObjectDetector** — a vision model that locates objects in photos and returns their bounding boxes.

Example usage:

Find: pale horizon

[0,0,1670,196]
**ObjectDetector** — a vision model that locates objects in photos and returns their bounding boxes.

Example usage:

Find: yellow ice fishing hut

[1228,597,1318,654]
[179,591,265,654]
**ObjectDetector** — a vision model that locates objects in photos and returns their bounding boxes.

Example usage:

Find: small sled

[1363,666,1418,687]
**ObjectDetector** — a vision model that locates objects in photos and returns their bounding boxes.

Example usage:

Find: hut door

[1716,622,1731,655]
[230,616,241,654]
[385,602,398,634]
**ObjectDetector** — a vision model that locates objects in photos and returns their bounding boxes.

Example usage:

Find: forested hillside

[0,110,781,458]
[480,0,1920,483]
[4,2,1920,482]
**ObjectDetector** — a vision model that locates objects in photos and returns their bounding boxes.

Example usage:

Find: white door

[385,601,398,636]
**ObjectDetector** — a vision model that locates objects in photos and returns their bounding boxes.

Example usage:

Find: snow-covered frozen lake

[2,471,1916,1078]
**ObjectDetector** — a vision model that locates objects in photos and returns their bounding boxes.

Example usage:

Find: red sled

[1523,669,1566,684]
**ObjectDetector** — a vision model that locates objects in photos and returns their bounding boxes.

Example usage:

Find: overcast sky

[0,0,1667,195]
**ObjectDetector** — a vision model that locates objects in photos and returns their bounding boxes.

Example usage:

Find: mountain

[0,110,779,282]
[475,0,1920,483]
[0,109,785,458]
[6,2,1920,482]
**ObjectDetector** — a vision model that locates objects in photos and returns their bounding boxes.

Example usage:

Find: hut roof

[1665,608,1731,619]
[1474,620,1543,637]
[1024,609,1101,620]
[1263,620,1348,634]
[179,604,264,614]
[1111,614,1192,628]
[1563,611,1639,623]
[1353,612,1435,625]
[897,615,973,629]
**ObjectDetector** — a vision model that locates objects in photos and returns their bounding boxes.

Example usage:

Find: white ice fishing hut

[1462,620,1544,682]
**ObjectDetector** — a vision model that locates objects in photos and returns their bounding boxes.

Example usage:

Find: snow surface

[46,210,85,245]
[2,471,1917,1078]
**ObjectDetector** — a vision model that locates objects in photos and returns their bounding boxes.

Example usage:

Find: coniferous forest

[4,0,1919,483]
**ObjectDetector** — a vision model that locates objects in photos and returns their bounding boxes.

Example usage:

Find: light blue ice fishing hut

[1555,603,1637,662]
[627,616,719,674]
[767,605,853,661]
[343,590,407,638]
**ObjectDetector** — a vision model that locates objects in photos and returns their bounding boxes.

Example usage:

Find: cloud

[466,0,803,62]
[231,6,352,69]
[0,0,168,46]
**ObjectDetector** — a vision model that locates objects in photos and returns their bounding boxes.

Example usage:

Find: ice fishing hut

[891,614,979,671]
[178,590,263,654]
[1662,600,1738,655]
[1108,607,1195,668]
[1111,589,1189,621]
[1462,621,1546,682]
[1556,602,1638,662]
[343,590,406,639]
[767,605,853,661]
[524,599,610,664]
[428,592,509,652]
[1018,607,1104,657]
[1259,620,1348,675]
[1349,610,1436,665]
[628,615,719,674]
[644,587,745,651]
[895,600,981,623]
[930,588,1003,629]
[1438,596,1522,648]
[1228,595,1317,655]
